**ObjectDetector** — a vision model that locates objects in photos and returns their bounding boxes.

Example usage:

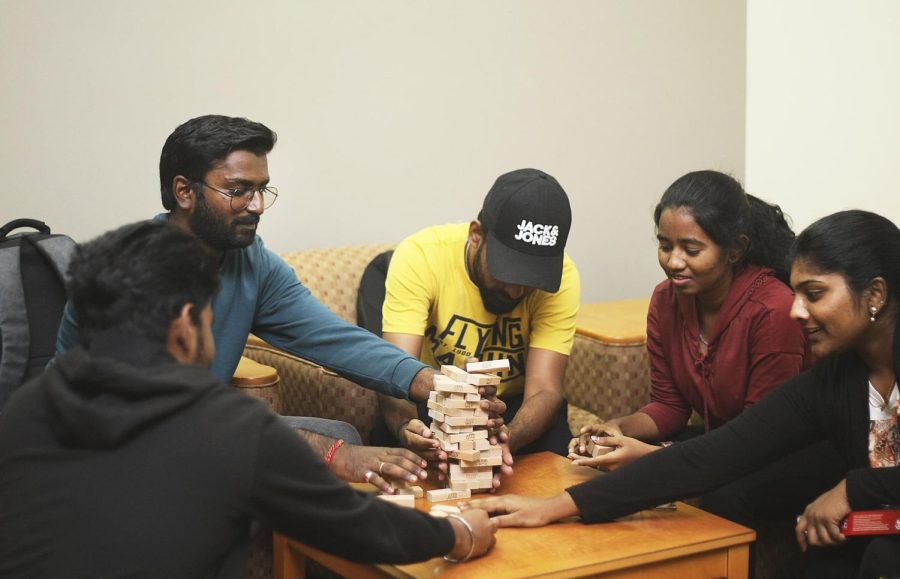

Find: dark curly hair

[654,170,796,284]
[67,221,221,345]
[159,115,276,210]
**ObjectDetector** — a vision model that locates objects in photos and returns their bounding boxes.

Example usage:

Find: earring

[870,306,878,322]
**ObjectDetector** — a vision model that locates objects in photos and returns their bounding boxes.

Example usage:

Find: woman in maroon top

[570,170,844,528]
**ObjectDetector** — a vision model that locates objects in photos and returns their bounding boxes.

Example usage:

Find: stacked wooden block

[426,360,508,502]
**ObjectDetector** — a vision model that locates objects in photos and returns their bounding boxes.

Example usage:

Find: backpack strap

[0,244,29,407]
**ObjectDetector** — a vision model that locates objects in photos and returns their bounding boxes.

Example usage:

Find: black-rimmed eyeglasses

[196,181,279,211]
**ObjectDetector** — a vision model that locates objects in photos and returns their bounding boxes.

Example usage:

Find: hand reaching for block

[397,418,448,480]
[334,444,429,493]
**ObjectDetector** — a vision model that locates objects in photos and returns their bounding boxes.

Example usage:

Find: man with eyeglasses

[55,114,505,491]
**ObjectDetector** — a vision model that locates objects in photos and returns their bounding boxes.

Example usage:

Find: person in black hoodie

[468,210,900,579]
[0,221,495,579]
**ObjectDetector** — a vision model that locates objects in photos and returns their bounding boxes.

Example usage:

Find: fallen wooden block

[407,485,424,498]
[427,488,471,502]
[377,493,415,508]
[466,359,510,373]
[430,504,461,514]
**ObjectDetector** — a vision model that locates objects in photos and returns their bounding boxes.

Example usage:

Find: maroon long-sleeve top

[640,265,810,440]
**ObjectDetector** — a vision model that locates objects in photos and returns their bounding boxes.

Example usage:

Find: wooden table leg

[273,532,306,579]
[726,543,750,579]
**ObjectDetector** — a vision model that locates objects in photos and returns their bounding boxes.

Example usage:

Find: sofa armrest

[563,333,650,421]
[562,299,651,430]
[243,337,378,445]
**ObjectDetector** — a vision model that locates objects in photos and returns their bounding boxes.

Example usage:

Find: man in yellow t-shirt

[376,169,580,474]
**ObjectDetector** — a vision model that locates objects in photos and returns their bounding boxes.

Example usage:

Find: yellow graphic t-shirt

[383,223,580,398]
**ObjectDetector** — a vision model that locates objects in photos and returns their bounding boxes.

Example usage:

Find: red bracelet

[324,439,345,467]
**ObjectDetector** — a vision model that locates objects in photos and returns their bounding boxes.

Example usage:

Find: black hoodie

[0,331,453,578]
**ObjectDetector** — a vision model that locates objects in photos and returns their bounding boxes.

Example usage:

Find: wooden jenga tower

[425,359,509,502]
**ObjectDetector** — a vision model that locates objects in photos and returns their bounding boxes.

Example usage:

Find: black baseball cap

[479,169,572,293]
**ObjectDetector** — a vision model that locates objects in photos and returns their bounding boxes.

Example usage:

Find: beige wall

[1,1,746,302]
[746,0,900,231]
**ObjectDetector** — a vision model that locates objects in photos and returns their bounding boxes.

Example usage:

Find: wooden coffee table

[274,452,754,578]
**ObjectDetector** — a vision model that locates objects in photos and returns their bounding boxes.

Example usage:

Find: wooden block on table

[440,365,469,382]
[406,485,424,498]
[430,504,462,514]
[466,359,510,373]
[427,488,471,502]
[377,493,416,508]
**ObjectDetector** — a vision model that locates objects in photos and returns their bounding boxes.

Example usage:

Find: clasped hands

[567,422,660,471]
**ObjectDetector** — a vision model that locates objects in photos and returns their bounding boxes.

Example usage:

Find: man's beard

[190,194,259,251]
[471,243,525,315]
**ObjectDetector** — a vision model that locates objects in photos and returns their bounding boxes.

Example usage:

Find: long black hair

[654,170,795,284]
[790,210,900,305]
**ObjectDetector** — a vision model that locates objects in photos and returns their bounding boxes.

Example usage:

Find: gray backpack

[0,219,75,410]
